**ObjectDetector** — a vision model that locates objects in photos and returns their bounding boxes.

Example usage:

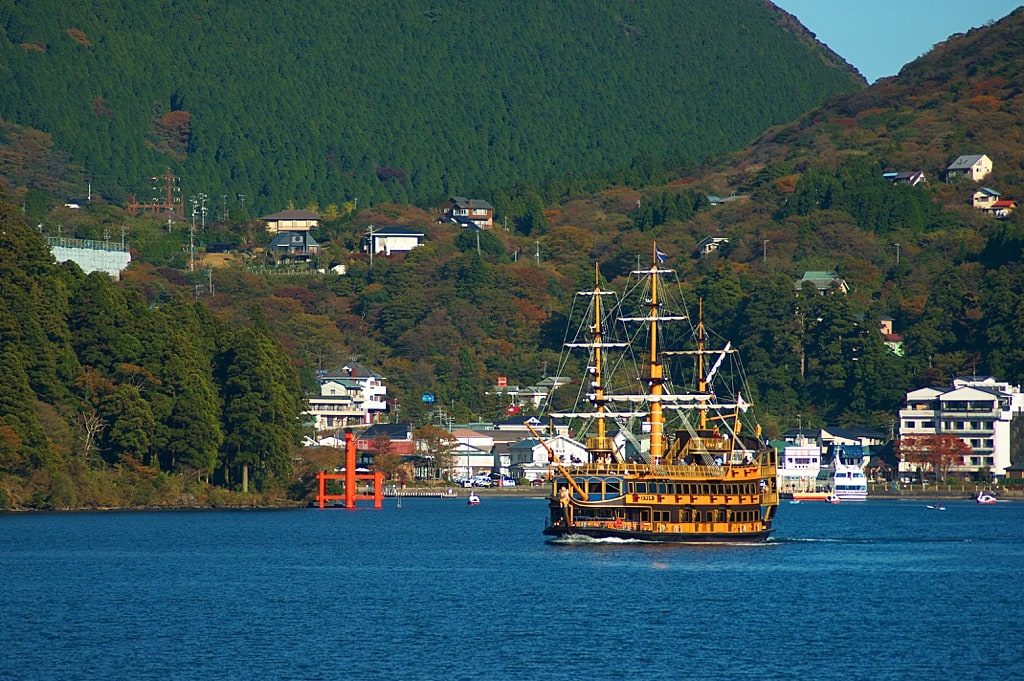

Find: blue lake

[2,497,1022,681]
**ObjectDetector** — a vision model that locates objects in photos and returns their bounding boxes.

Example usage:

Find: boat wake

[548,534,776,547]
[773,536,975,545]
[546,535,653,545]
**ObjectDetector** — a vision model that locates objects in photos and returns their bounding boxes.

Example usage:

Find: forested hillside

[0,0,860,214]
[4,7,1024,509]
[0,200,308,508]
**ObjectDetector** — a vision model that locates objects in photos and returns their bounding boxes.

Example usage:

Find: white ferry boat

[830,446,868,501]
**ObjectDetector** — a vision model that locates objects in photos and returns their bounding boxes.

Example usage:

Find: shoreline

[4,484,1019,513]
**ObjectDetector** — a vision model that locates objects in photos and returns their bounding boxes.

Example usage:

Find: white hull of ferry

[833,461,867,501]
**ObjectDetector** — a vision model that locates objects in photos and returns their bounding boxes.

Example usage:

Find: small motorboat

[467,492,481,506]
[976,491,997,504]
[825,494,840,504]
[926,504,946,511]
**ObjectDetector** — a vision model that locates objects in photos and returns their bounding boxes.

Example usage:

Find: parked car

[471,476,493,487]
[499,477,517,487]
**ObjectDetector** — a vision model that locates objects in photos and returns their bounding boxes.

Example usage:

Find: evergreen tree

[218,310,304,491]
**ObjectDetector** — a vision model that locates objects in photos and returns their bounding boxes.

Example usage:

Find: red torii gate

[316,429,384,509]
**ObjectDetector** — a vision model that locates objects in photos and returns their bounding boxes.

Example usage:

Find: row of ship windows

[632,481,762,496]
[651,509,761,523]
[579,480,764,496]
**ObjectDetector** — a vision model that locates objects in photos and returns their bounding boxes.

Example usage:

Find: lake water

[2,497,1022,681]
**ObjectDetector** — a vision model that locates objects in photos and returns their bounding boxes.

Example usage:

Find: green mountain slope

[10,6,1024,508]
[0,0,860,212]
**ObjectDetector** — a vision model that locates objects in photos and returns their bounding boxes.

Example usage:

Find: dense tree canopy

[5,8,1024,508]
[0,1,860,214]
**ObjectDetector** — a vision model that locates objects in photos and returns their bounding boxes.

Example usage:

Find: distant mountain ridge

[0,0,861,213]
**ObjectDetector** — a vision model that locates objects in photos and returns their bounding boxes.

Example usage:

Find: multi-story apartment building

[306,363,388,433]
[898,376,1024,478]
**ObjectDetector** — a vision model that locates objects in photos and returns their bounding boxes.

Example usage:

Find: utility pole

[534,240,540,265]
[222,194,228,221]
[199,193,208,231]
[366,225,376,268]
[893,242,901,265]
[763,239,769,265]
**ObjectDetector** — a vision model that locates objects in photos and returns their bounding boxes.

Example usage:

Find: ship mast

[648,244,665,462]
[696,298,707,431]
[592,263,608,449]
[558,264,621,460]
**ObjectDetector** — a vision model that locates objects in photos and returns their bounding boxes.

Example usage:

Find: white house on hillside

[305,363,387,432]
[946,154,992,182]
[363,226,425,255]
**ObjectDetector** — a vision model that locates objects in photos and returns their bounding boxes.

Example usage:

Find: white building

[776,444,822,495]
[305,363,387,432]
[697,235,729,256]
[450,428,496,478]
[508,435,589,481]
[363,226,425,255]
[898,376,1024,478]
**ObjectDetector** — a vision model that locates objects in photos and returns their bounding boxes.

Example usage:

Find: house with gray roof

[698,235,729,256]
[267,230,319,264]
[945,154,992,182]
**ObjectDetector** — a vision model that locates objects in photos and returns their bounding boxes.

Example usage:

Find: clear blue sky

[772,1,1023,83]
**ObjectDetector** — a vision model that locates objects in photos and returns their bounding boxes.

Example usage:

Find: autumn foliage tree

[414,424,457,480]
[370,433,402,482]
[895,435,972,482]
